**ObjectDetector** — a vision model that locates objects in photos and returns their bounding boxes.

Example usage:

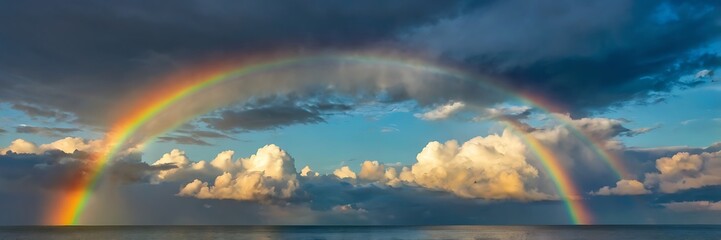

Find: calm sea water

[1,225,720,240]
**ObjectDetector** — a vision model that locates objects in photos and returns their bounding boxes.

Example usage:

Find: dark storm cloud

[0,0,467,126]
[404,0,721,114]
[0,150,175,192]
[14,125,81,137]
[0,0,717,127]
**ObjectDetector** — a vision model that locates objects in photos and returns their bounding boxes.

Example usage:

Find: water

[1,225,720,240]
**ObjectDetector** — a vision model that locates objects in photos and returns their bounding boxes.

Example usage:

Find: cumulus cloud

[1,137,103,155]
[358,161,385,182]
[414,101,465,120]
[1,139,40,154]
[323,130,564,201]
[177,144,299,201]
[405,130,549,200]
[300,166,319,177]
[151,149,209,183]
[41,137,104,154]
[333,166,357,180]
[168,126,569,203]
[663,201,721,212]
[592,179,650,196]
[645,150,721,193]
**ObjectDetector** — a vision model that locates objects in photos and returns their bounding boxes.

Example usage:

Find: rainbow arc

[48,52,626,225]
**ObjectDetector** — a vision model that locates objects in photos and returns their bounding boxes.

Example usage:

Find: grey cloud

[0,149,174,192]
[203,106,325,131]
[14,125,80,137]
[159,126,237,146]
[11,103,72,121]
[157,136,213,146]
[175,129,234,140]
[621,124,662,137]
[199,95,355,131]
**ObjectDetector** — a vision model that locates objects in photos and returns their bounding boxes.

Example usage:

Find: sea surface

[1,225,721,240]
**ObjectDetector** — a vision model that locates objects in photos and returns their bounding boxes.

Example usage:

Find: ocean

[1,225,720,240]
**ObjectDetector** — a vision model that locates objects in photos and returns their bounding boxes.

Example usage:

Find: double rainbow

[48,52,625,225]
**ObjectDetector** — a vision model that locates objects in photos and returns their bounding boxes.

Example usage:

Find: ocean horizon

[2,225,721,240]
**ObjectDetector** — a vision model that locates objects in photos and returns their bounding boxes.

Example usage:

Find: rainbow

[502,120,593,224]
[48,52,621,225]
[517,95,631,179]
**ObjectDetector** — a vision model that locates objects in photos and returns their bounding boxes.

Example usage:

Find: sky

[0,0,720,225]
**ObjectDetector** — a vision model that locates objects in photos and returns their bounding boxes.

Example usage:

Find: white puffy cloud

[179,171,298,201]
[333,166,357,179]
[1,137,103,155]
[1,139,39,154]
[644,150,721,193]
[151,149,213,183]
[358,161,385,181]
[177,144,299,201]
[414,101,465,120]
[663,201,721,212]
[332,129,561,200]
[39,137,103,154]
[240,145,297,180]
[209,150,239,172]
[592,179,650,196]
[300,166,319,177]
[168,119,635,203]
[403,130,549,200]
